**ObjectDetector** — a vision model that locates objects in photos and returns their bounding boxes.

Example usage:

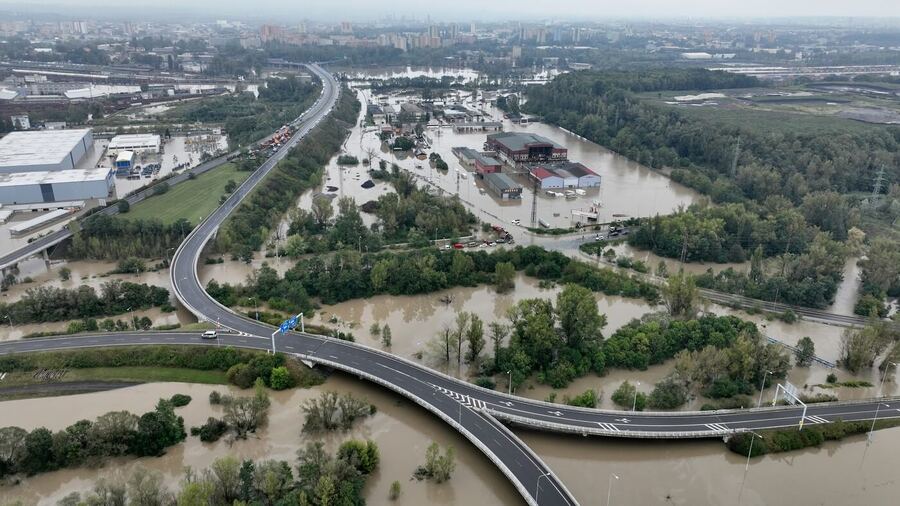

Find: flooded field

[2,375,898,506]
[0,259,193,341]
[0,376,520,506]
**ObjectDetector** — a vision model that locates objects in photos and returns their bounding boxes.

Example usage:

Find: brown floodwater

[310,272,654,378]
[521,424,900,506]
[0,376,520,506]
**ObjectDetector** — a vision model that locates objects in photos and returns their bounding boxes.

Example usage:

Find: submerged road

[3,64,898,505]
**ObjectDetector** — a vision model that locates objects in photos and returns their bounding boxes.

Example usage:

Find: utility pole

[530,178,539,226]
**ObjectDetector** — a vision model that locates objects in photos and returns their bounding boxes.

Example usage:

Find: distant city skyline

[2,0,900,23]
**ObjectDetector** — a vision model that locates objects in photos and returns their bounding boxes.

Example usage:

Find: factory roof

[0,128,91,169]
[530,161,598,179]
[0,167,111,187]
[484,172,521,191]
[487,132,565,151]
[108,134,160,149]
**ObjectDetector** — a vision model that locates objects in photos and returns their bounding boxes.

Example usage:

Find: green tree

[647,377,689,409]
[465,314,485,363]
[555,284,606,348]
[494,262,516,292]
[58,267,72,281]
[382,324,392,348]
[662,271,699,319]
[489,322,509,370]
[611,381,646,410]
[794,337,816,367]
[269,366,293,390]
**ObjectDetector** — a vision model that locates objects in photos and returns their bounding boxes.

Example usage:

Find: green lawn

[123,163,249,225]
[1,367,228,387]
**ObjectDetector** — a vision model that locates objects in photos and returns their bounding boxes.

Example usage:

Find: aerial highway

[3,64,898,506]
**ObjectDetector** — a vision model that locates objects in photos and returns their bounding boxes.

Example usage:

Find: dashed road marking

[614,418,631,424]
[548,410,564,417]
[432,385,486,409]
[705,423,728,431]
[596,422,620,432]
[805,415,829,424]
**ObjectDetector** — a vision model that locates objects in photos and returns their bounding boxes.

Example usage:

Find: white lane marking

[549,410,564,417]
[805,415,829,424]
[285,345,295,350]
[499,401,514,407]
[596,422,620,432]
[614,418,631,424]
[432,385,486,409]
[705,423,728,431]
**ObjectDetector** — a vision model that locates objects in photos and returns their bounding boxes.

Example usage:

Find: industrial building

[529,161,601,189]
[107,134,161,155]
[0,166,113,205]
[0,128,93,173]
[483,172,522,200]
[485,132,567,164]
[0,128,112,205]
[452,147,503,175]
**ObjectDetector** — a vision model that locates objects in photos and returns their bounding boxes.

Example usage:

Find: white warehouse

[0,128,93,173]
[0,128,113,205]
[107,134,161,155]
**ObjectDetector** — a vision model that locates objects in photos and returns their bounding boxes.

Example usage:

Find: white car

[201,330,218,339]
[511,219,521,225]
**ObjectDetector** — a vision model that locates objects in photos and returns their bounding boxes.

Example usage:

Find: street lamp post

[507,370,512,396]
[606,473,619,506]
[745,432,762,471]
[535,471,551,503]
[757,370,773,408]
[632,382,641,412]
[3,314,11,330]
[868,402,890,443]
[878,362,898,396]
[249,297,259,321]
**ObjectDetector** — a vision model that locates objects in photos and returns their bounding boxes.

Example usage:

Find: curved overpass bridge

[3,64,898,506]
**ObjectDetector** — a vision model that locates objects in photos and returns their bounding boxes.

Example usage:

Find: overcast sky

[2,0,899,22]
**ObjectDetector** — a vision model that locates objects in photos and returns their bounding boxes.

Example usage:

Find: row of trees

[207,246,658,314]
[0,399,185,478]
[54,441,379,506]
[0,280,169,324]
[216,86,361,259]
[68,214,192,260]
[629,196,855,263]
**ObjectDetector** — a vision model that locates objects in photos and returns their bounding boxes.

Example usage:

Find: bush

[209,391,222,405]
[474,377,496,390]
[269,366,294,390]
[611,381,646,410]
[169,394,192,407]
[564,389,599,408]
[192,417,228,442]
[826,373,838,384]
[117,200,130,213]
[647,378,688,409]
[226,363,257,389]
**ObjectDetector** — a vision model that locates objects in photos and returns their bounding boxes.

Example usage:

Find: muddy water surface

[0,376,520,506]
[522,425,900,506]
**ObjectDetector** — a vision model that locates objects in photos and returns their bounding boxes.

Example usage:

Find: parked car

[511,219,521,225]
[201,330,218,339]
[453,243,464,249]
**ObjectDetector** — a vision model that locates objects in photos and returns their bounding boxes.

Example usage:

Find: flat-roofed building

[483,172,522,199]
[107,133,161,155]
[0,128,93,173]
[0,166,112,205]
[485,132,567,164]
[529,161,601,189]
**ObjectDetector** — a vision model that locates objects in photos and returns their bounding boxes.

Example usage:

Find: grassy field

[123,163,249,225]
